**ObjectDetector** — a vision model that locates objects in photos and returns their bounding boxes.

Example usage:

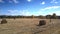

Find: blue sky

[0,0,60,16]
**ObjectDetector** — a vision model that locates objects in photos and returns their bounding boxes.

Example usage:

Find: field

[0,18,60,34]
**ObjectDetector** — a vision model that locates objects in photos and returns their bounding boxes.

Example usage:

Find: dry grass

[0,18,60,34]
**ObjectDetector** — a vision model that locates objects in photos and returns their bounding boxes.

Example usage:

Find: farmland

[0,18,60,34]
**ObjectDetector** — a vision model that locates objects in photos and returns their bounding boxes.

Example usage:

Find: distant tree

[39,15,43,18]
[22,15,23,18]
[39,15,45,19]
[32,15,34,18]
[46,15,51,19]
[46,15,52,22]
[52,13,57,19]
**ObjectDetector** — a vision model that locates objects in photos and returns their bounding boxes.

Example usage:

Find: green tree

[32,15,34,18]
[46,15,51,19]
[52,13,57,19]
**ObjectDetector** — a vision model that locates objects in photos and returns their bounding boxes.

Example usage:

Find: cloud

[9,0,13,3]
[8,10,18,13]
[0,0,4,3]
[54,11,60,16]
[41,1,45,5]
[51,0,58,4]
[41,6,60,10]
[27,0,31,2]
[9,0,19,3]
[13,0,19,3]
[19,10,32,16]
[7,10,32,16]
[37,6,60,16]
[47,11,60,16]
[7,10,19,15]
[0,0,19,3]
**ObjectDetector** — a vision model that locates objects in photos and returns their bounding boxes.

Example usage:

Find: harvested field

[0,18,60,34]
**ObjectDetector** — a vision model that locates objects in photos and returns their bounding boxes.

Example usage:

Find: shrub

[1,18,7,24]
[38,20,46,26]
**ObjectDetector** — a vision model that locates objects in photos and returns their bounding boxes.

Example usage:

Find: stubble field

[0,18,60,34]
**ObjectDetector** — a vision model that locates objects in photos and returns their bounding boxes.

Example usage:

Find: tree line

[0,13,60,19]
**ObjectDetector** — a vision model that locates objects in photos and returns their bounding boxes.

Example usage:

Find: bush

[1,18,7,24]
[38,20,46,26]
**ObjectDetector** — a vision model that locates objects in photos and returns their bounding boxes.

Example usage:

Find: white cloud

[7,10,32,16]
[8,10,18,13]
[37,6,60,16]
[47,11,60,16]
[41,1,45,5]
[7,10,19,15]
[9,0,19,3]
[41,6,60,10]
[13,0,19,3]
[9,0,13,3]
[27,0,31,2]
[51,0,58,4]
[19,10,32,16]
[54,11,60,16]
[0,0,4,3]
[54,2,58,3]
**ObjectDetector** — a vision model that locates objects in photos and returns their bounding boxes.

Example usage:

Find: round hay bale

[1,18,7,24]
[39,20,46,26]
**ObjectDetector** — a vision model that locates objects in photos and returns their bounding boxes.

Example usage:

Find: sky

[0,0,60,16]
